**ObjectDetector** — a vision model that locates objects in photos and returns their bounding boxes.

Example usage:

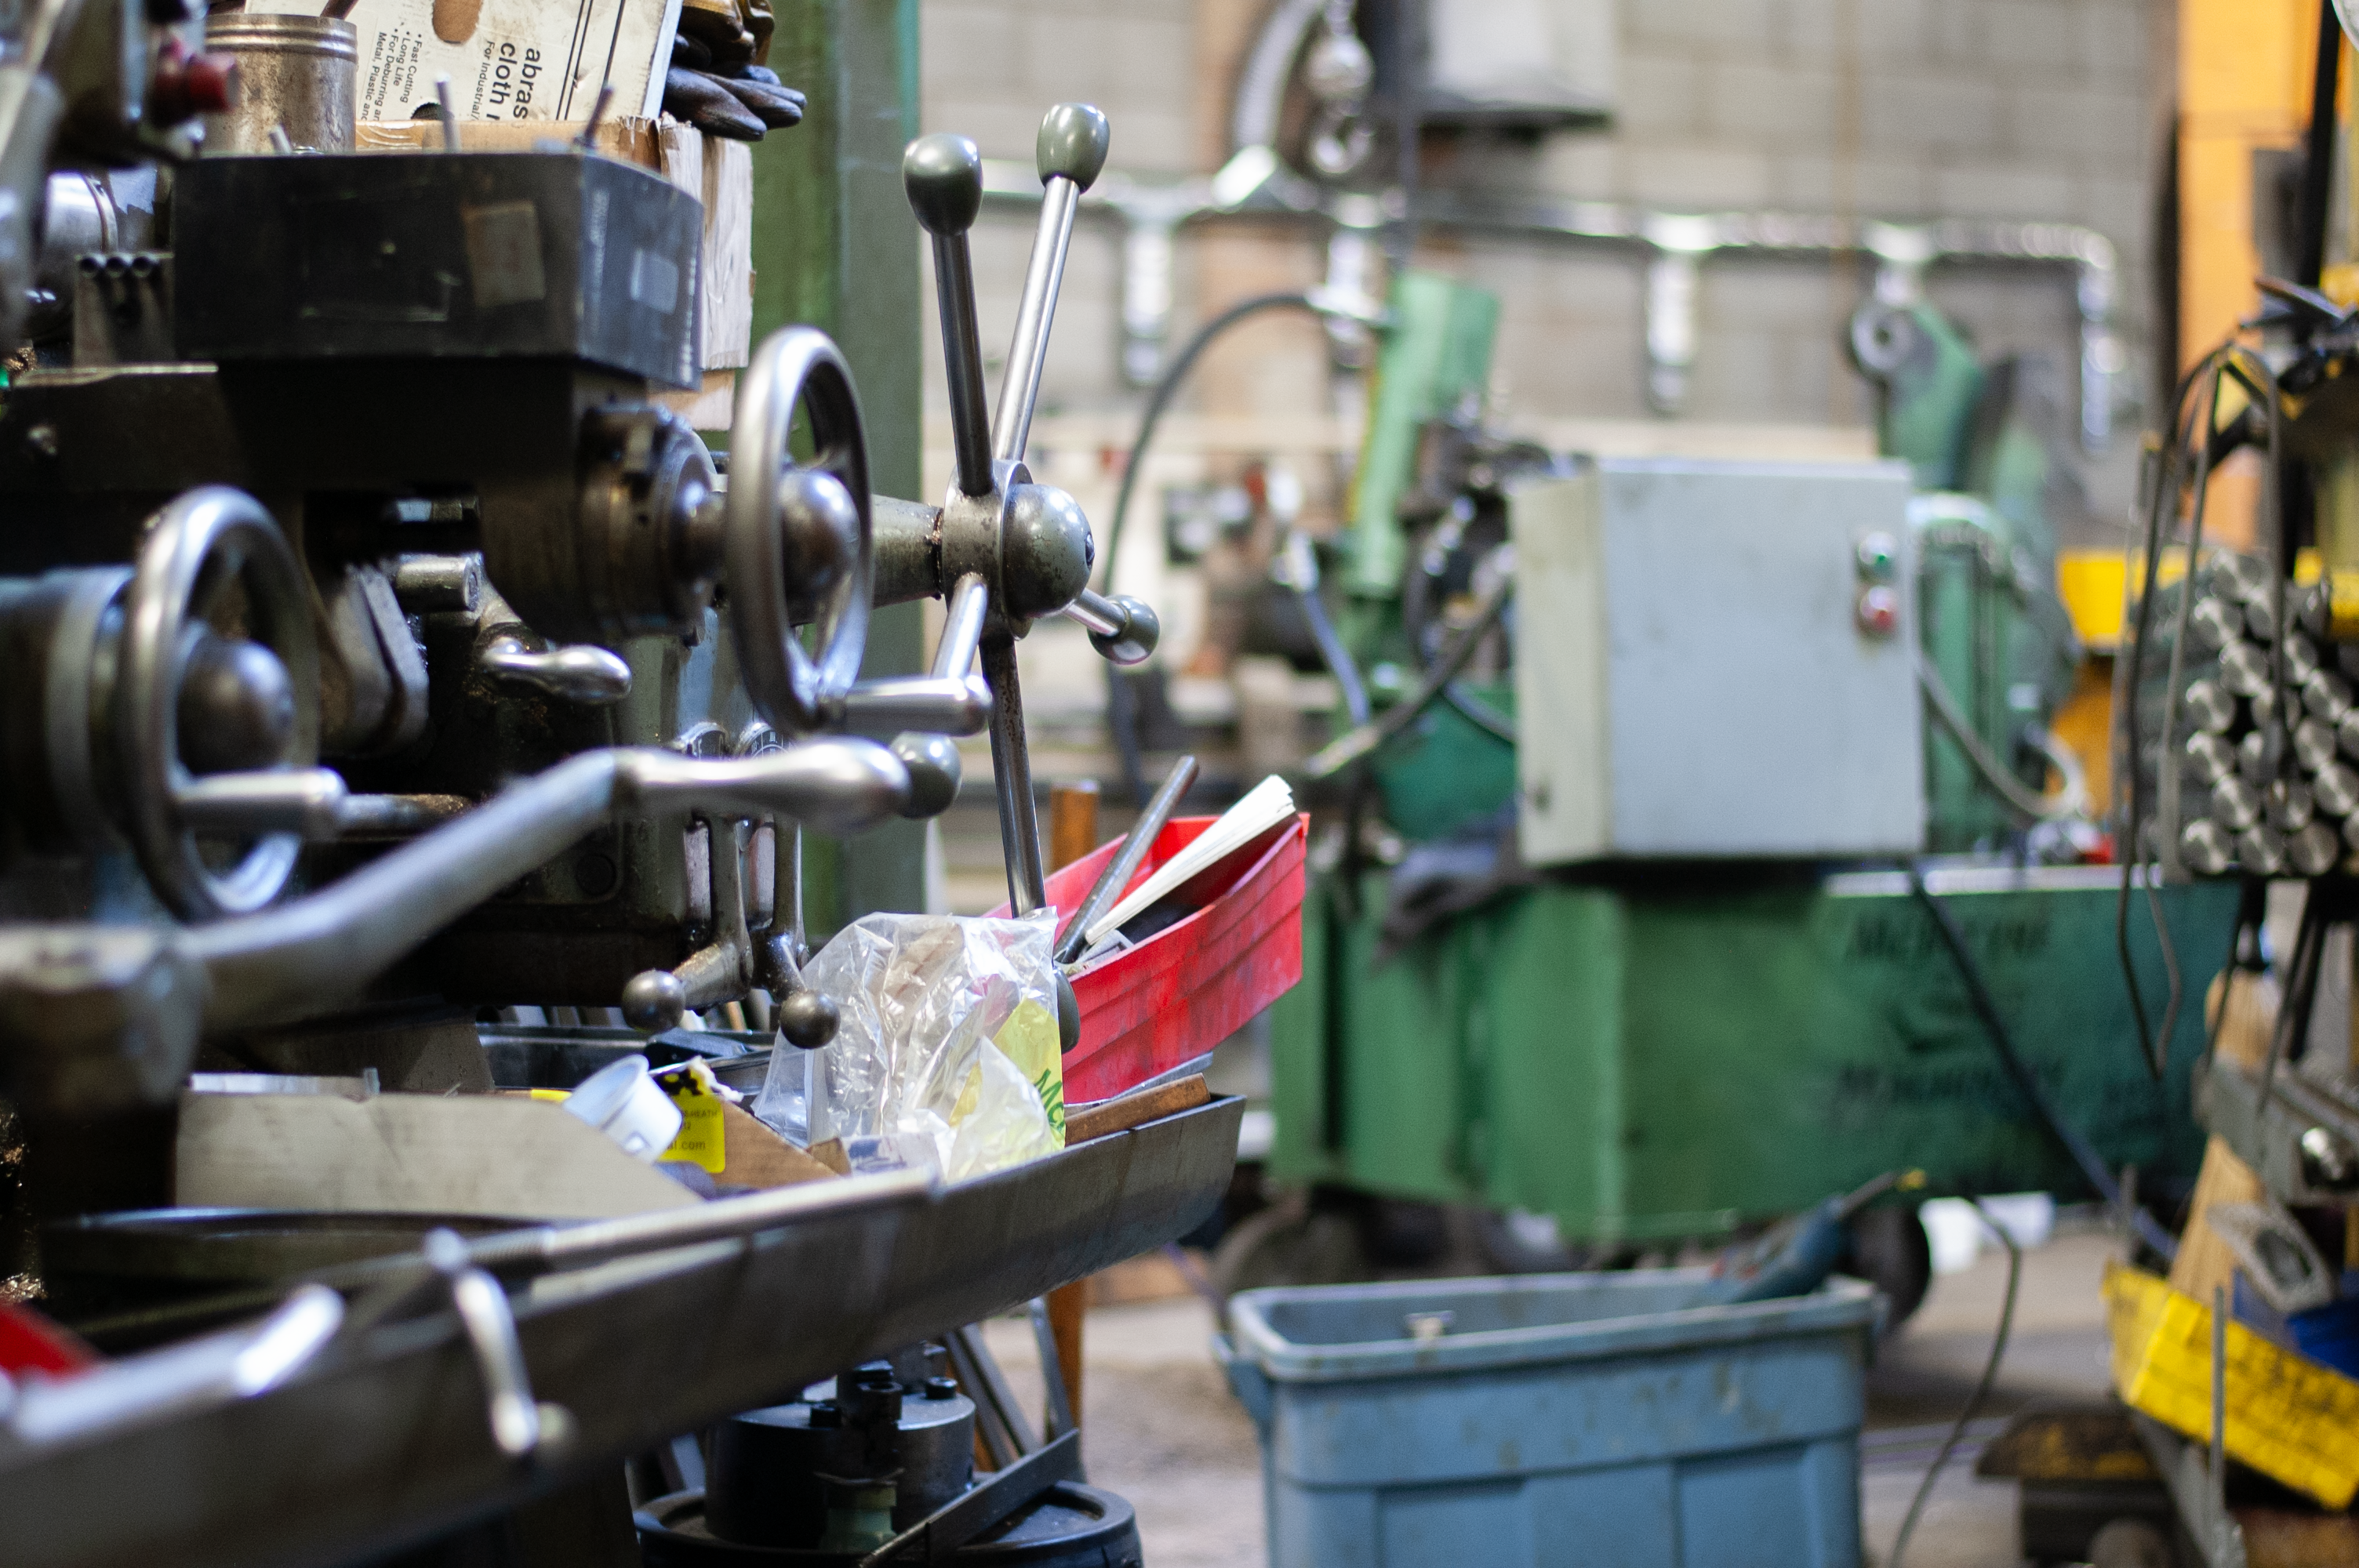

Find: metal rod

[1054,753,1197,965]
[931,231,994,499]
[934,573,990,678]
[576,82,615,151]
[993,179,1080,466]
[981,633,1045,913]
[1027,1297,1078,1443]
[434,75,460,151]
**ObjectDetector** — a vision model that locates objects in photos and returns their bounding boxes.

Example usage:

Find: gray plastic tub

[1217,1268,1879,1567]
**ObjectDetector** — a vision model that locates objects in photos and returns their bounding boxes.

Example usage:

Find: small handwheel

[117,487,321,920]
[726,326,874,735]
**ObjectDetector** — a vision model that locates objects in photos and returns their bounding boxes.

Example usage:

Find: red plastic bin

[995,813,1308,1103]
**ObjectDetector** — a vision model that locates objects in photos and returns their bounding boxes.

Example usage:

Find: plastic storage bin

[1002,813,1307,1102]
[1218,1269,1877,1567]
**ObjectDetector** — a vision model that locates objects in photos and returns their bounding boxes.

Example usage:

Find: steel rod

[1053,753,1196,965]
[993,179,1079,465]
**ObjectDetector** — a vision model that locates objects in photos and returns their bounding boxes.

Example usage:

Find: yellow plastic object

[2104,1262,2359,1508]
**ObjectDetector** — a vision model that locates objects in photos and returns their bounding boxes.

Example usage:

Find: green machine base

[1267,864,2237,1242]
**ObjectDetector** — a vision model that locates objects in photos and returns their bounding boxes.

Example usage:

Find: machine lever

[992,103,1109,467]
[480,637,633,705]
[834,674,992,735]
[1060,589,1158,666]
[904,134,995,500]
[934,572,990,677]
[174,768,349,838]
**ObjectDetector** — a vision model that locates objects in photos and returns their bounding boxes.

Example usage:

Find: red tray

[996,813,1308,1103]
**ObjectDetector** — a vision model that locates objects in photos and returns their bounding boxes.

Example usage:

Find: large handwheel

[117,487,321,919]
[726,325,874,735]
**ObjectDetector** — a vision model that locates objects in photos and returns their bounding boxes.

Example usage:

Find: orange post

[1045,780,1100,1429]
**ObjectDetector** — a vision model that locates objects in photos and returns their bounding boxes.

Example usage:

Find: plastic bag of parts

[752,912,1065,1180]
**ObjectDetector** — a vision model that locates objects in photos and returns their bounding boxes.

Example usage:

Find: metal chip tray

[0,1095,1242,1568]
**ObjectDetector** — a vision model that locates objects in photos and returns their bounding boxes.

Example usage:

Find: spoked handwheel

[725,325,875,737]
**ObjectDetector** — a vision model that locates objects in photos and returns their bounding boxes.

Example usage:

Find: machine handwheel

[725,325,875,735]
[118,486,322,920]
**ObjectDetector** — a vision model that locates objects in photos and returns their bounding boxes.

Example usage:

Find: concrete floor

[983,1229,2124,1567]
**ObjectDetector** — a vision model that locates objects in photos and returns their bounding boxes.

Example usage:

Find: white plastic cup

[562,1054,684,1162]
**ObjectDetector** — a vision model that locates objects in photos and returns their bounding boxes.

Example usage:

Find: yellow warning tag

[656,1061,729,1174]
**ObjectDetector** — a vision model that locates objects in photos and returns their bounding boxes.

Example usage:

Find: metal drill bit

[2180,818,2236,877]
[2295,717,2341,775]
[2267,777,2316,833]
[2183,678,2237,735]
[2220,641,2273,699]
[2210,775,2262,832]
[2237,821,2287,876]
[2186,730,2237,787]
[2289,820,2342,877]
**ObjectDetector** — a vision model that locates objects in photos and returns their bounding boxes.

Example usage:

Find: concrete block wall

[914,0,2165,538]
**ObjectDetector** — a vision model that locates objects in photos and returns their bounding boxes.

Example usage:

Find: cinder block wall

[918,0,2165,539]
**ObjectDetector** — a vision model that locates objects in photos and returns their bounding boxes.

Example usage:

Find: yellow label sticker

[656,1061,728,1174]
[994,998,1064,1144]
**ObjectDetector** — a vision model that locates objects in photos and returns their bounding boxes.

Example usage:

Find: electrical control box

[1510,456,1925,863]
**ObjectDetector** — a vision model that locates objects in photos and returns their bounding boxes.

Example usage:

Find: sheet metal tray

[0,1095,1242,1568]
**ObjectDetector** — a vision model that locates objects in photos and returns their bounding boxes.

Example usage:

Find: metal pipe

[1053,753,1196,966]
[980,634,1045,913]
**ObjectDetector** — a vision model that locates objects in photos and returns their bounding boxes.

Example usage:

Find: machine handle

[834,674,992,736]
[933,572,990,677]
[1060,588,1159,666]
[174,768,349,837]
[904,133,995,501]
[991,103,1109,468]
[480,637,633,705]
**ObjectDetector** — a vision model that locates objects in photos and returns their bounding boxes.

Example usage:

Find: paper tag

[656,1061,728,1173]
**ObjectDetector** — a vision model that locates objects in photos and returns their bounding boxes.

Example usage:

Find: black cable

[1911,863,2179,1262]
[1098,292,1321,597]
[1099,292,1325,805]
[1888,1194,2022,1568]
[2298,0,2343,289]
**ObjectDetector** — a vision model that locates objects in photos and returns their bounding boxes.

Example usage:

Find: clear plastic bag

[751,912,1064,1181]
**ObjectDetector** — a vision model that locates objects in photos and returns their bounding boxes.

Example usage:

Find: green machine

[1253,273,2230,1287]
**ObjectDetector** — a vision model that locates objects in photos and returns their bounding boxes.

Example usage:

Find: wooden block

[354,115,661,165]
[655,367,736,430]
[717,1099,838,1189]
[2169,1134,2270,1304]
[2208,968,2277,1071]
[1066,1075,1212,1145]
[698,135,753,371]
[177,1091,700,1219]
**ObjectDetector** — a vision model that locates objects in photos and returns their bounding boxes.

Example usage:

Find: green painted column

[751,0,925,928]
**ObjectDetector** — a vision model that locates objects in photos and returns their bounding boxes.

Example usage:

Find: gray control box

[1510,457,1924,863]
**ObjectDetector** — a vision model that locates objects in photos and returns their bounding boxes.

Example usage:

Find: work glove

[664,42,802,141]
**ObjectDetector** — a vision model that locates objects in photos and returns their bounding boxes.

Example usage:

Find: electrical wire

[2116,347,2237,1080]
[1911,645,2086,821]
[1910,862,2179,1262]
[1098,292,1321,597]
[1099,291,1323,804]
[1887,1195,2022,1568]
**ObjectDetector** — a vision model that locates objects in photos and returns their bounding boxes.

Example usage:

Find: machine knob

[177,629,296,775]
[889,731,963,818]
